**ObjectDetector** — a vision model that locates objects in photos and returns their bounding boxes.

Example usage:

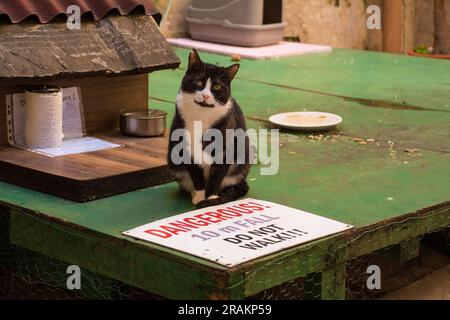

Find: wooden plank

[9,208,239,300]
[0,15,180,81]
[0,130,169,179]
[383,0,403,53]
[151,48,450,225]
[0,130,172,202]
[223,273,245,300]
[346,204,450,258]
[243,234,348,297]
[321,264,346,300]
[0,48,449,299]
[399,236,421,263]
[151,48,450,152]
[52,74,149,134]
[242,204,450,297]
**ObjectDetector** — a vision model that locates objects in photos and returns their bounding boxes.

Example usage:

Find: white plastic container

[187,0,286,47]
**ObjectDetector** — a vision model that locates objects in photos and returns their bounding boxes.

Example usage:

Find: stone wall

[415,0,450,48]
[284,0,368,49]
[155,0,191,38]
[157,0,450,52]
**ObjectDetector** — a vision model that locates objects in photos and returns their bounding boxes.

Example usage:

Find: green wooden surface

[321,264,346,300]
[0,47,449,299]
[243,204,450,296]
[9,209,239,299]
[149,47,450,227]
[399,236,421,263]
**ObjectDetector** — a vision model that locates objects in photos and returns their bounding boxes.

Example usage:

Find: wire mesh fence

[245,230,449,300]
[0,207,165,300]
[1,206,449,300]
[0,242,166,300]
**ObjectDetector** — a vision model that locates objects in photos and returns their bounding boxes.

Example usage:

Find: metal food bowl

[120,109,167,137]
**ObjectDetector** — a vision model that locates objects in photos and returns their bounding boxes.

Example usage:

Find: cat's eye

[194,80,203,87]
[213,84,222,90]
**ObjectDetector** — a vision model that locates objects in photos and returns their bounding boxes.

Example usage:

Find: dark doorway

[263,0,283,24]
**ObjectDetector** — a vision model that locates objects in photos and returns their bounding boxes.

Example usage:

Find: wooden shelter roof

[0,13,180,82]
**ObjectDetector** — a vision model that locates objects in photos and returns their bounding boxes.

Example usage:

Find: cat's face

[181,49,239,108]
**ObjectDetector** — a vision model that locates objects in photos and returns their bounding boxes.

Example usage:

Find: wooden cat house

[0,0,180,201]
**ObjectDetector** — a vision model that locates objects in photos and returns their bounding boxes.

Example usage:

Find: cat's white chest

[176,92,230,167]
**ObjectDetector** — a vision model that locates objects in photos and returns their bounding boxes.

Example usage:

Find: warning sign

[123,199,353,267]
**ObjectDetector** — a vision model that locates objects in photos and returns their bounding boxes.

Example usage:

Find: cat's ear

[226,64,240,81]
[188,49,202,69]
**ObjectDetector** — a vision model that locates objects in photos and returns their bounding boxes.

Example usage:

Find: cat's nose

[202,94,211,101]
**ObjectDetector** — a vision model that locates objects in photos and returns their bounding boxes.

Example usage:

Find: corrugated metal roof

[0,0,161,24]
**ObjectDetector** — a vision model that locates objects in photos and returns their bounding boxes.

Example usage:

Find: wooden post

[224,273,245,300]
[304,264,347,300]
[399,236,421,263]
[383,0,403,53]
[321,264,347,300]
[434,0,450,54]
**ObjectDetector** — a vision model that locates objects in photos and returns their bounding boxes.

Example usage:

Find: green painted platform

[0,47,449,299]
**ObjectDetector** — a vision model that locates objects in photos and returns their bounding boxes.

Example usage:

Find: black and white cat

[168,49,251,209]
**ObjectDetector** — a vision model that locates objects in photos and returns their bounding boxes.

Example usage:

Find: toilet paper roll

[25,86,63,149]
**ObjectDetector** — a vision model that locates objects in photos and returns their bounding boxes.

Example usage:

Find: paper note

[6,87,120,157]
[26,136,121,157]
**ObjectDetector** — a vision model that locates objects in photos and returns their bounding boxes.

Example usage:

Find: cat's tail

[196,181,249,209]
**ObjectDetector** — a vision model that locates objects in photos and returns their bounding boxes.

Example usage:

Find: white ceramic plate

[269,111,343,132]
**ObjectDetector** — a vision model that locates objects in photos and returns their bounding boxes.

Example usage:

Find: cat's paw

[191,190,205,205]
[197,197,223,209]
